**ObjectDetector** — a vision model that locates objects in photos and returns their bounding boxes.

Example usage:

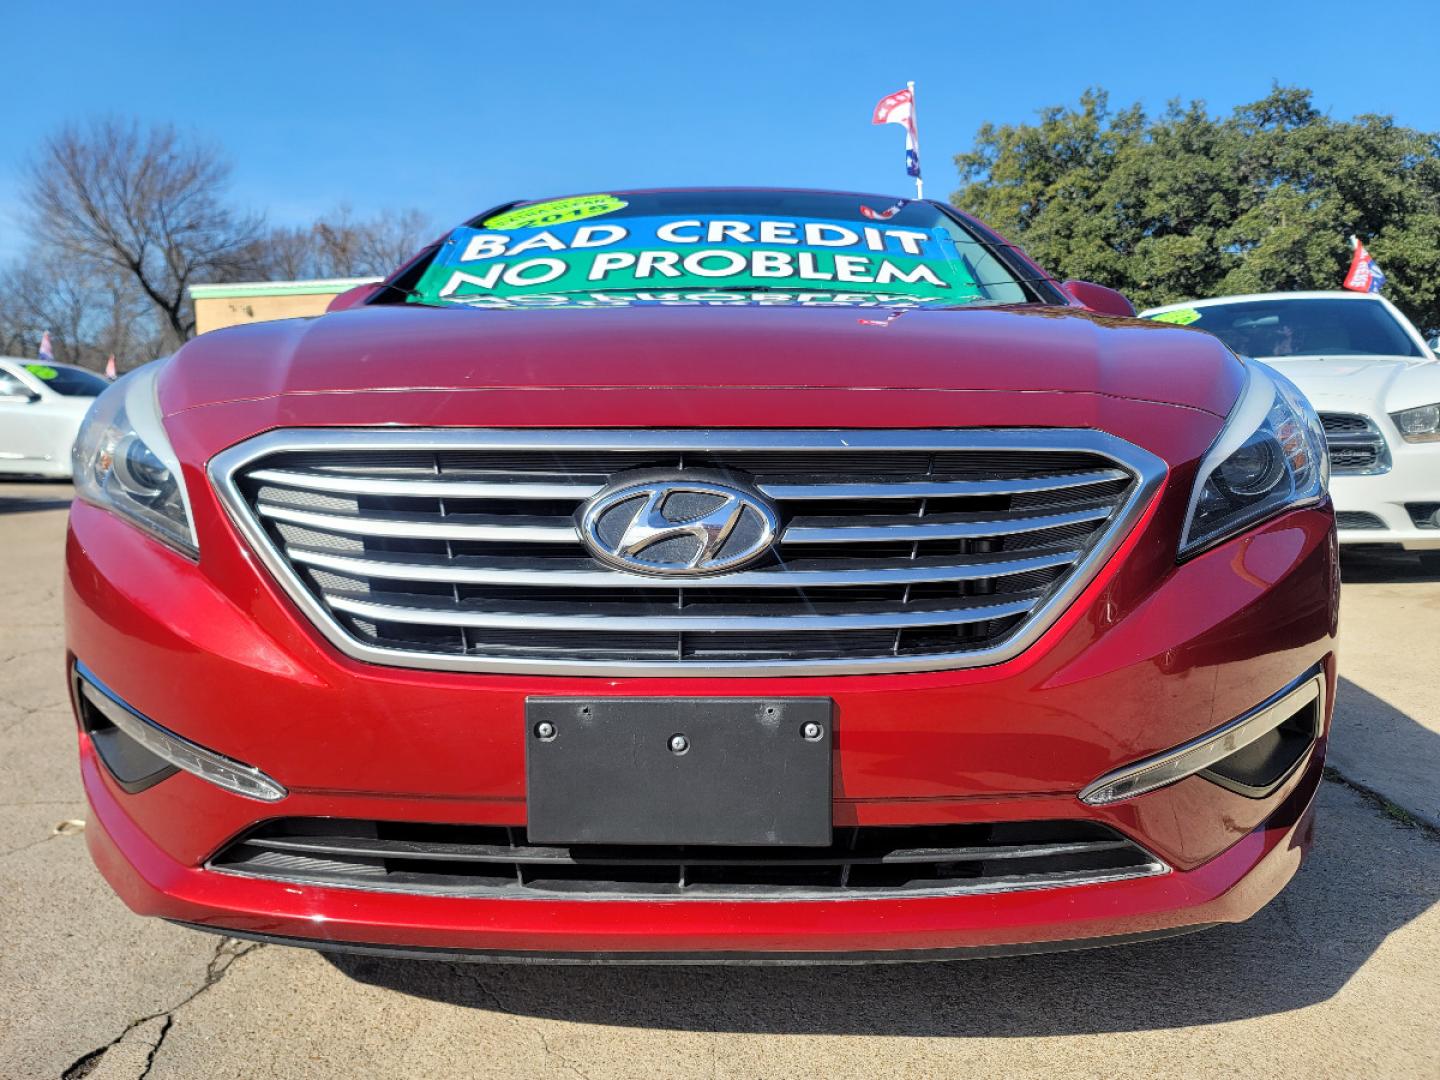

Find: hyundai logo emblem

[578,473,781,577]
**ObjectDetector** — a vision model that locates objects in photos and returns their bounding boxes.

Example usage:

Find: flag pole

[908,80,923,201]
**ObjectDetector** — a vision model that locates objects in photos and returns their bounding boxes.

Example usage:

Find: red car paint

[66,193,1337,959]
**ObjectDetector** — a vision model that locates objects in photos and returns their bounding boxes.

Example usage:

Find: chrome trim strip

[255,502,577,543]
[323,592,1039,632]
[208,428,1167,677]
[285,546,1082,588]
[249,468,605,501]
[238,834,1132,866]
[74,662,287,803]
[208,860,1168,903]
[250,466,1126,503]
[758,469,1126,501]
[782,506,1112,544]
[1078,667,1326,805]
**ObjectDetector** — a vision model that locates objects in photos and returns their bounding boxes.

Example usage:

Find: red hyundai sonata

[65,189,1337,961]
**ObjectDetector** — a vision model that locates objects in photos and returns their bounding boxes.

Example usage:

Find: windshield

[1149,297,1423,359]
[18,362,111,396]
[403,191,1042,310]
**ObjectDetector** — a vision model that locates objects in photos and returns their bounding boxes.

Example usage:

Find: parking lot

[2,480,1436,1079]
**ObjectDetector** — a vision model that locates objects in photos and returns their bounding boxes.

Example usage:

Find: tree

[24,118,262,347]
[953,87,1440,332]
[312,205,432,277]
[246,206,432,281]
[0,250,160,372]
[8,118,431,371]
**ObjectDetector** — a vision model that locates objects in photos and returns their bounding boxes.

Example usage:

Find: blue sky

[2,0,1435,261]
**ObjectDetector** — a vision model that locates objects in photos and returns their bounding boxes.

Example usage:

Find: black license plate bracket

[525,697,833,847]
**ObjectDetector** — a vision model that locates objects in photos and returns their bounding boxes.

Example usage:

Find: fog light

[1079,670,1323,805]
[74,663,286,802]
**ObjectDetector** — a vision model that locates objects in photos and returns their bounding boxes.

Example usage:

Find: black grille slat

[1321,414,1369,434]
[211,818,1164,899]
[1335,511,1387,530]
[231,434,1142,671]
[234,833,1133,867]
[1318,412,1389,475]
[1331,447,1380,470]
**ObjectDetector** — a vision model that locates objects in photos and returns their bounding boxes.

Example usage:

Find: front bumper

[82,735,1321,960]
[1332,440,1440,550]
[66,478,1338,958]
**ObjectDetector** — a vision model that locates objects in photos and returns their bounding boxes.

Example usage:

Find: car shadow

[0,480,72,515]
[325,764,1438,1035]
[1340,548,1440,584]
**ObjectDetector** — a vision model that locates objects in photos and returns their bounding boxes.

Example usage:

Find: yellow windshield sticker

[1149,308,1201,326]
[24,363,58,380]
[484,195,628,231]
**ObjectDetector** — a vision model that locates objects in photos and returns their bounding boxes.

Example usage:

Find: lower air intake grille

[1406,503,1440,529]
[211,430,1161,676]
[1318,413,1390,475]
[209,818,1166,900]
[1336,511,1387,530]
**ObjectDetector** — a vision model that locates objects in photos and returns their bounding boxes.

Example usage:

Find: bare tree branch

[244,205,431,280]
[10,117,430,368]
[24,118,261,346]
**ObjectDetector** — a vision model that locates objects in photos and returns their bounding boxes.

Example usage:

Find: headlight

[72,362,198,557]
[1179,364,1329,558]
[1390,402,1440,443]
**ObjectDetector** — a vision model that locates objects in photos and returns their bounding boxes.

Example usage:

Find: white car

[1141,291,1440,570]
[0,357,111,479]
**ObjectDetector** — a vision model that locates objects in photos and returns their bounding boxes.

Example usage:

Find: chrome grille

[1318,412,1390,475]
[211,430,1163,676]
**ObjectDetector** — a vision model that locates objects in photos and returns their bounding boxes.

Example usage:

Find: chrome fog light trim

[75,662,287,803]
[1079,669,1325,806]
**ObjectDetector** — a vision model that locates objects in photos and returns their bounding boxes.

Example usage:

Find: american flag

[38,331,54,362]
[1343,237,1386,293]
[860,199,908,221]
[873,85,922,196]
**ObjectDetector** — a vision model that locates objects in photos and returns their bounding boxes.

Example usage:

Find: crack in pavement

[0,798,84,807]
[60,937,265,1080]
[0,641,61,664]
[0,696,69,735]
[452,964,593,1080]
[0,696,68,713]
[1323,768,1440,839]
[0,829,72,862]
[140,1016,173,1080]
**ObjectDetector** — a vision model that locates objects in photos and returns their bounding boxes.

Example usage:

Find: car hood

[1257,354,1440,414]
[159,304,1243,418]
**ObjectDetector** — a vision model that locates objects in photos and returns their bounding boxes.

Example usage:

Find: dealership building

[189,277,378,334]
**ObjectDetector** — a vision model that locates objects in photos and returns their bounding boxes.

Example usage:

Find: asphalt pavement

[2,480,1436,1079]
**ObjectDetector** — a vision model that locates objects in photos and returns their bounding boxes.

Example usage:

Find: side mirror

[0,388,39,405]
[326,281,382,313]
[1062,280,1135,319]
